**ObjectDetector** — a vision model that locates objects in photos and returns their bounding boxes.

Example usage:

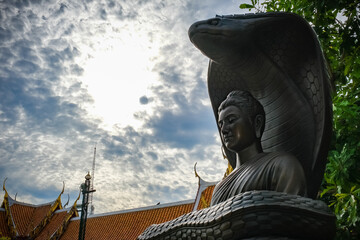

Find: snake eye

[209,18,219,26]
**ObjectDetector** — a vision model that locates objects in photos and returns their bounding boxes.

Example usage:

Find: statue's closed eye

[228,117,236,123]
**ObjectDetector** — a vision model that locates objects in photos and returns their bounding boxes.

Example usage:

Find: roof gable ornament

[63,194,70,208]
[2,178,18,238]
[49,191,81,240]
[192,163,218,211]
[29,181,65,238]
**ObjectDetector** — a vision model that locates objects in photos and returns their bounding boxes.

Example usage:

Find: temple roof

[36,209,68,239]
[35,206,78,240]
[0,208,10,238]
[1,179,65,239]
[8,197,54,237]
[60,200,195,240]
[0,170,218,239]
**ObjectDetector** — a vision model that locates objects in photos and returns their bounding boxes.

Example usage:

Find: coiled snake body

[138,191,335,240]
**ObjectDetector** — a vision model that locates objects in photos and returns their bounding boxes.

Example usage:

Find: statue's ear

[254,114,264,139]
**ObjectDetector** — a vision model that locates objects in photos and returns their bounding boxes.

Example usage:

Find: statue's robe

[211,152,307,206]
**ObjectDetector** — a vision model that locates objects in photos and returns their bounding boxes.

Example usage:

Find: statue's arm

[272,153,307,197]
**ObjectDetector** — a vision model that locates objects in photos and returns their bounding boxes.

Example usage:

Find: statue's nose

[220,124,229,135]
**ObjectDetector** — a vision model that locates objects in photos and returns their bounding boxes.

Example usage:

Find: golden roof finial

[3,177,7,191]
[61,181,65,195]
[2,178,8,197]
[63,194,70,208]
[194,162,200,179]
[53,181,65,210]
[74,190,81,207]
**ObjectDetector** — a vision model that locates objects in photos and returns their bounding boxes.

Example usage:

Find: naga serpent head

[188,15,269,66]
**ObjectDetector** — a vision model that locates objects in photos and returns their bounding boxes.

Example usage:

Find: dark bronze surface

[138,12,335,240]
[189,12,332,199]
[211,90,307,205]
[138,191,336,240]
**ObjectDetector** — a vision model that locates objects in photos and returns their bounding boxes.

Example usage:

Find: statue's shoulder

[265,151,303,170]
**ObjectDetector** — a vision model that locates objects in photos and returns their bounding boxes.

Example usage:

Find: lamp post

[78,172,96,240]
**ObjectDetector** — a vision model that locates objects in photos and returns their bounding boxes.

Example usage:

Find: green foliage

[240,0,360,238]
[326,80,360,239]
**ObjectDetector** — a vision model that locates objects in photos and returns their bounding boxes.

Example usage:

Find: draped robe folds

[211,152,307,206]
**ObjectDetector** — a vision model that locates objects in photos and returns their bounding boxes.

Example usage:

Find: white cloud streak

[0,0,248,213]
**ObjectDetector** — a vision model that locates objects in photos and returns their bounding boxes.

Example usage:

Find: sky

[0,0,251,214]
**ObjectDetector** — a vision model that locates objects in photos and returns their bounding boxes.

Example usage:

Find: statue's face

[218,105,255,153]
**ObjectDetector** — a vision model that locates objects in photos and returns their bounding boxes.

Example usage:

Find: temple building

[0,174,217,240]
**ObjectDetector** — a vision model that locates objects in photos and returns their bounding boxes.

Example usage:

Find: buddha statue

[211,90,306,205]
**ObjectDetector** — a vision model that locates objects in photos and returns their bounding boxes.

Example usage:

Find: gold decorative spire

[30,181,67,238]
[63,194,70,208]
[3,177,8,193]
[192,164,218,211]
[74,190,81,206]
[194,162,200,179]
[53,182,65,210]
[49,190,81,240]
[2,178,17,237]
[61,181,65,195]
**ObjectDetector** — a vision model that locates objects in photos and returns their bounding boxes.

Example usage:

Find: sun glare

[81,33,158,131]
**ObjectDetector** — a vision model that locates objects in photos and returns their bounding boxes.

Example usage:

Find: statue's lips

[223,136,233,143]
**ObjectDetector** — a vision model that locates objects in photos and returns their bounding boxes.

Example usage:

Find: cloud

[0,0,245,213]
[146,151,158,160]
[145,106,216,149]
[14,60,39,74]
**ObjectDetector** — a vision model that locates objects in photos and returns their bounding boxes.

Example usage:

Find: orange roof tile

[9,198,53,236]
[1,176,220,239]
[2,179,65,239]
[0,209,10,238]
[33,203,54,226]
[192,173,218,211]
[60,200,195,240]
[35,209,68,240]
[196,185,215,210]
[30,193,64,239]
